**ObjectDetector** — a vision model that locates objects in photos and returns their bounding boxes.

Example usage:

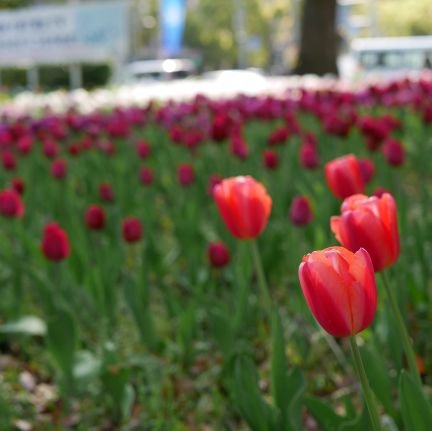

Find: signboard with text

[0,1,129,67]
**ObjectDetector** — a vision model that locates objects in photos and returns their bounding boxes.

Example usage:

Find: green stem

[251,240,272,315]
[381,271,421,386]
[349,336,382,431]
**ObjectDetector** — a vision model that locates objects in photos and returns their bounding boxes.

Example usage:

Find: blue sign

[160,0,186,56]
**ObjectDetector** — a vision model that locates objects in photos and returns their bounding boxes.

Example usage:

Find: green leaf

[73,350,101,382]
[46,305,78,378]
[286,368,307,431]
[338,404,371,431]
[123,275,155,349]
[305,396,346,431]
[360,345,395,415]
[121,384,135,422]
[0,383,12,431]
[210,307,234,355]
[102,365,131,419]
[177,305,196,366]
[0,316,46,336]
[271,308,289,411]
[232,354,275,431]
[399,370,432,431]
[271,308,306,431]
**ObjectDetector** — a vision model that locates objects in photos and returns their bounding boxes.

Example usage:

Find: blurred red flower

[177,164,195,186]
[208,241,230,268]
[51,159,67,180]
[122,217,142,243]
[324,154,365,199]
[85,205,106,230]
[0,189,24,218]
[41,223,70,261]
[289,196,313,226]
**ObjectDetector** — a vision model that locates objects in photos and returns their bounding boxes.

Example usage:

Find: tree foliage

[378,0,432,36]
[183,0,290,70]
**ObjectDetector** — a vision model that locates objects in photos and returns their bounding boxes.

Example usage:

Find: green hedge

[1,64,111,92]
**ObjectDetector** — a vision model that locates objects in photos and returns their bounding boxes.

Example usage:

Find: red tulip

[358,158,375,183]
[299,144,319,169]
[177,164,195,187]
[0,189,24,218]
[17,135,33,155]
[267,127,289,146]
[11,177,25,195]
[207,174,222,196]
[208,241,230,268]
[41,223,70,261]
[139,167,154,186]
[211,113,232,142]
[298,246,377,337]
[382,139,405,167]
[330,193,399,272]
[122,217,142,243]
[324,154,365,199]
[289,196,313,226]
[2,151,16,171]
[213,176,272,239]
[229,135,249,160]
[68,143,81,157]
[51,159,67,180]
[99,182,114,202]
[262,149,279,170]
[372,186,391,198]
[85,205,106,230]
[136,140,151,159]
[42,139,59,159]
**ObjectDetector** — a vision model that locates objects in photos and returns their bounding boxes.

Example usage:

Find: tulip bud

[0,189,24,218]
[85,205,106,230]
[208,241,230,268]
[213,176,272,239]
[358,158,375,183]
[207,174,222,197]
[262,149,279,170]
[289,196,313,226]
[51,159,67,180]
[17,135,33,155]
[299,246,377,337]
[330,193,400,272]
[299,144,320,169]
[99,182,114,202]
[41,223,70,261]
[42,139,59,159]
[2,151,16,171]
[382,139,405,167]
[122,217,142,243]
[139,167,154,186]
[324,154,365,199]
[177,164,195,187]
[10,177,25,195]
[136,140,151,159]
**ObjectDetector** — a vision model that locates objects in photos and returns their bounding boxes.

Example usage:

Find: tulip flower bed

[1,77,432,430]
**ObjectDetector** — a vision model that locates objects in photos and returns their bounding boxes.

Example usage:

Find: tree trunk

[294,0,338,76]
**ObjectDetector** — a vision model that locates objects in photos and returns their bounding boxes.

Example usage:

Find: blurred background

[0,0,430,93]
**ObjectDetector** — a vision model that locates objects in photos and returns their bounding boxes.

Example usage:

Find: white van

[121,58,197,83]
[339,35,432,81]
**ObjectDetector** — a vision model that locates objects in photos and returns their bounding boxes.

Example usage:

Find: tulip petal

[378,193,400,263]
[349,248,377,333]
[299,259,352,337]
